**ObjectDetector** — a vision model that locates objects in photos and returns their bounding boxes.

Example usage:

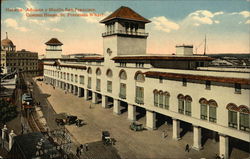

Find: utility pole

[204,35,207,55]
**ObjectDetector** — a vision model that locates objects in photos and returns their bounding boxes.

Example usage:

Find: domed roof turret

[1,32,15,47]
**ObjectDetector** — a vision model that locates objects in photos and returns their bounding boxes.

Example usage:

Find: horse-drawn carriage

[130,122,144,131]
[55,113,85,127]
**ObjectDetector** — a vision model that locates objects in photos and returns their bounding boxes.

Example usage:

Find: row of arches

[86,67,145,82]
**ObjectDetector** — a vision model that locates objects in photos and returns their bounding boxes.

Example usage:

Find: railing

[102,30,148,37]
[135,97,144,105]
[119,93,126,99]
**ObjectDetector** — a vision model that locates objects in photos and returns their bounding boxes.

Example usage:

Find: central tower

[100,6,151,61]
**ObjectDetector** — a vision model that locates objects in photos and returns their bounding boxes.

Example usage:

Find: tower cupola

[45,38,63,59]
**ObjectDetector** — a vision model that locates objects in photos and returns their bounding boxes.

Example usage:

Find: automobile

[130,122,144,131]
[55,113,78,126]
[75,119,86,127]
[22,93,33,105]
[102,131,113,145]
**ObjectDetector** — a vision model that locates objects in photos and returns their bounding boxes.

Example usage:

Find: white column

[128,104,136,121]
[146,110,156,130]
[172,118,181,140]
[192,125,202,151]
[102,95,108,108]
[8,130,16,150]
[219,134,229,159]
[92,92,98,104]
[84,89,88,100]
[1,125,7,140]
[113,99,121,115]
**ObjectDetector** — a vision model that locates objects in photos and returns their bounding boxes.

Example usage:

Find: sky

[1,0,250,55]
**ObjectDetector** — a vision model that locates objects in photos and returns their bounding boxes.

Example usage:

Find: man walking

[185,144,190,152]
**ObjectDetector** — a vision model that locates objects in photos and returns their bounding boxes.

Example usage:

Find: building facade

[1,33,39,76]
[43,6,250,159]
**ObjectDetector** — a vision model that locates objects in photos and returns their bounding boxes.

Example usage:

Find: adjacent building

[1,33,39,76]
[43,6,250,159]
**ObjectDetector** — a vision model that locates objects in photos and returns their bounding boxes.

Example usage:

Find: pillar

[113,99,121,115]
[146,110,156,130]
[102,95,108,108]
[84,89,88,100]
[192,125,202,151]
[92,92,98,104]
[8,130,16,150]
[219,134,229,159]
[128,104,136,121]
[1,125,7,148]
[172,118,181,140]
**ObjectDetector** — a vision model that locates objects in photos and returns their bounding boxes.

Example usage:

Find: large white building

[43,6,250,159]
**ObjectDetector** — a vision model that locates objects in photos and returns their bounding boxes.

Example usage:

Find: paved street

[34,79,248,159]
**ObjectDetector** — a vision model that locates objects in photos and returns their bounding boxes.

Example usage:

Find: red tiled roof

[112,56,215,61]
[144,71,250,85]
[79,57,104,60]
[44,63,86,70]
[100,6,151,23]
[45,38,63,46]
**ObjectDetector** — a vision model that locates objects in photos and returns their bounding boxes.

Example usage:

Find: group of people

[76,143,89,157]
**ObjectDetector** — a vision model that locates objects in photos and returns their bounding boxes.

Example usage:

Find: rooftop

[45,38,63,46]
[100,6,151,23]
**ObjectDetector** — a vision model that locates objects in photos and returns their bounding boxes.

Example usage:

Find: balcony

[119,93,126,99]
[135,97,144,105]
[102,30,148,37]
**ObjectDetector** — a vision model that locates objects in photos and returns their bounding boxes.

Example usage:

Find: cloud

[45,27,64,32]
[187,10,224,26]
[150,16,179,33]
[231,11,250,18]
[245,19,250,24]
[4,18,29,32]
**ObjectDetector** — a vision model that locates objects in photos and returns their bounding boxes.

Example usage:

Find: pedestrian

[80,144,84,154]
[89,104,91,109]
[185,144,190,152]
[76,147,80,157]
[85,143,89,151]
[221,154,224,159]
[215,154,221,159]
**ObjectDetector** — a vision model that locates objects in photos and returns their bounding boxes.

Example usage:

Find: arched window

[239,105,250,132]
[200,98,208,120]
[227,103,238,129]
[163,92,170,110]
[106,69,113,78]
[119,70,127,80]
[185,95,192,116]
[208,100,217,123]
[153,89,159,107]
[134,71,145,82]
[96,68,101,76]
[177,94,185,114]
[87,67,92,74]
[159,91,163,108]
